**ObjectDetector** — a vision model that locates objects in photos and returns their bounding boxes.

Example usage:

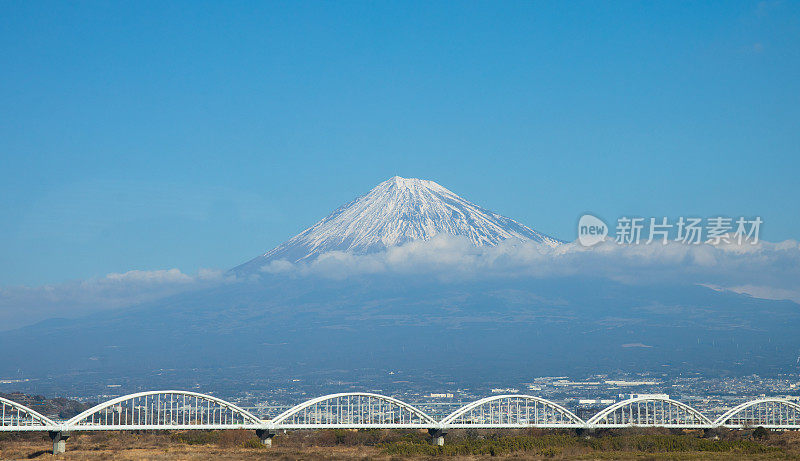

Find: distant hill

[1,392,90,419]
[1,273,798,396]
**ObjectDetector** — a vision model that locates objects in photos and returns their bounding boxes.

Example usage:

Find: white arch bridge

[2,391,799,453]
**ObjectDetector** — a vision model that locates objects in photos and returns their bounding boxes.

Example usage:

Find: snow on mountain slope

[234,176,562,273]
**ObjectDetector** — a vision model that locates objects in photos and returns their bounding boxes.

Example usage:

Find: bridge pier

[49,431,70,454]
[255,429,276,447]
[428,428,447,446]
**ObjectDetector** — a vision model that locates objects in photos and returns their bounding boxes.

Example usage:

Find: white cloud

[704,283,800,304]
[261,235,800,304]
[4,236,799,331]
[104,268,194,284]
[0,268,232,330]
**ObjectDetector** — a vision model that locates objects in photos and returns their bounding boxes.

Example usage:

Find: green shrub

[753,426,770,440]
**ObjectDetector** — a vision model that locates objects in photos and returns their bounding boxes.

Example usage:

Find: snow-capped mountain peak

[234,176,561,273]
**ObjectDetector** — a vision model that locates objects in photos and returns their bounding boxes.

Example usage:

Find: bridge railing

[0,396,57,431]
[4,391,800,432]
[66,390,263,430]
[271,392,438,429]
[713,398,800,428]
[441,395,585,427]
[586,397,713,428]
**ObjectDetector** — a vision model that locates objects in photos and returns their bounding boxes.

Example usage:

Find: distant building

[605,380,659,386]
[491,388,519,394]
[578,399,615,405]
[552,380,602,387]
[622,393,670,400]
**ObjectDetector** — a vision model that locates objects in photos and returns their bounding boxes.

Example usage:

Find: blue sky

[1,1,799,286]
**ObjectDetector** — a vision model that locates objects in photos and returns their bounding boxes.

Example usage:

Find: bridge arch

[713,398,800,428]
[66,390,263,429]
[587,397,712,427]
[441,395,585,427]
[0,396,57,430]
[270,393,437,428]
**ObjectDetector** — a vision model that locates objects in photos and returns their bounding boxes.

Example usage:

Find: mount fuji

[2,177,798,395]
[234,176,561,274]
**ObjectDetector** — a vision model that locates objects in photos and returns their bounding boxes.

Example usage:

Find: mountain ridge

[234,176,561,274]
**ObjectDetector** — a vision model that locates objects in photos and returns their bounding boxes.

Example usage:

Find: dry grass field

[2,427,800,460]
